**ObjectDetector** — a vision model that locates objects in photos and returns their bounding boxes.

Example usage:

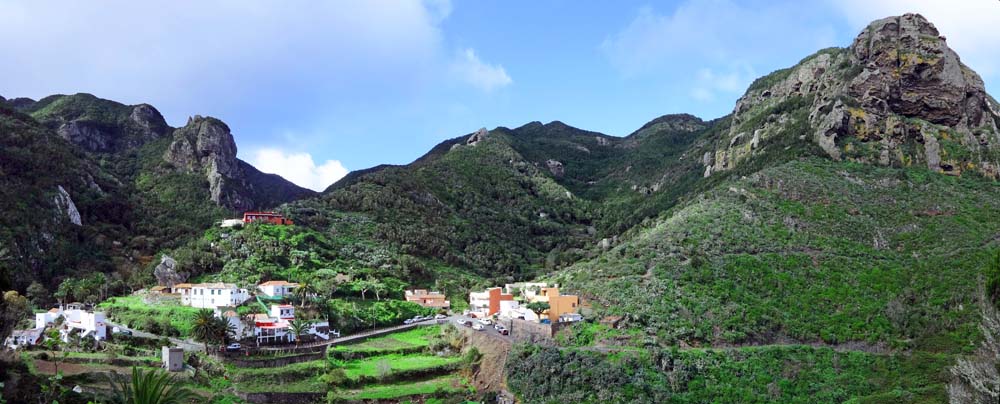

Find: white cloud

[691,65,757,102]
[0,1,447,124]
[600,1,838,76]
[450,48,513,92]
[828,0,1000,78]
[252,149,349,192]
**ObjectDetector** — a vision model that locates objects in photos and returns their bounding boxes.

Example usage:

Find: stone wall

[234,391,325,404]
[223,351,324,368]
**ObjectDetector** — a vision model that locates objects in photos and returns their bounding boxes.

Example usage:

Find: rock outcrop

[32,94,172,153]
[706,13,1000,178]
[467,127,489,146]
[153,255,188,288]
[53,185,82,226]
[164,116,251,210]
[546,159,565,177]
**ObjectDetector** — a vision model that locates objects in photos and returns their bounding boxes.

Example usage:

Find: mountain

[0,93,314,292]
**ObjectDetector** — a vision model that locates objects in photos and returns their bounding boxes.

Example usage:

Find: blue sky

[1,1,998,190]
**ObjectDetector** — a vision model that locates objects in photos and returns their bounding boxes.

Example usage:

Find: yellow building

[536,287,579,323]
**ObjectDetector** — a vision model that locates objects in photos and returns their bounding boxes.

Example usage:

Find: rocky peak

[706,13,1000,179]
[466,127,489,146]
[164,115,248,209]
[28,93,171,153]
[129,104,171,139]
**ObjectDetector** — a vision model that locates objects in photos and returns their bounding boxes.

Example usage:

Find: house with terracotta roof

[258,280,299,299]
[405,289,450,309]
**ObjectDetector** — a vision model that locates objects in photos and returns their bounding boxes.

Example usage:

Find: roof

[174,283,193,289]
[192,282,238,289]
[150,286,168,291]
[259,280,298,287]
[48,308,61,313]
[222,310,238,317]
[274,304,293,308]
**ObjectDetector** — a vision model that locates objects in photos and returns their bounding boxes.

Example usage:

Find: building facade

[469,287,513,317]
[405,289,451,309]
[187,283,250,309]
[258,280,299,299]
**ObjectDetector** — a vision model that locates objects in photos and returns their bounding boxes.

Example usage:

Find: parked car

[435,314,447,319]
[404,318,415,325]
[479,318,493,326]
[497,327,509,336]
[225,343,241,352]
[472,323,485,331]
[462,320,474,327]
[112,327,133,336]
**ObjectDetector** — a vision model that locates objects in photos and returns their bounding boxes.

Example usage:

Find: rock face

[34,94,172,153]
[153,255,187,288]
[164,116,250,210]
[705,13,1000,178]
[53,185,82,226]
[467,127,489,146]
[546,159,565,177]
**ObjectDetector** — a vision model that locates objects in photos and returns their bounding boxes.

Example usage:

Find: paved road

[451,315,514,343]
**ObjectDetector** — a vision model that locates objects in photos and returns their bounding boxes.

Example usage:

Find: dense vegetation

[556,159,999,350]
[507,344,950,404]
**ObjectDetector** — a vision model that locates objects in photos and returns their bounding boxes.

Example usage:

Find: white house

[258,280,299,299]
[36,306,108,341]
[270,304,295,320]
[4,328,44,349]
[252,304,331,344]
[220,219,244,228]
[187,283,250,309]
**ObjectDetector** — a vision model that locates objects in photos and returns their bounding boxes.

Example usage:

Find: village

[3,211,589,403]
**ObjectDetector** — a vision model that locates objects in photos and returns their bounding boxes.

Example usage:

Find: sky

[1,1,998,191]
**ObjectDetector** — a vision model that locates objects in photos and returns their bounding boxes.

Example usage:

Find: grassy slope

[518,159,1000,402]
[558,159,998,348]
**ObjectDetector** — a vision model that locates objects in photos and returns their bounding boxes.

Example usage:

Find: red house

[243,211,293,225]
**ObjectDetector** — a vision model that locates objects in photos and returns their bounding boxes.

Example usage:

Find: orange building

[537,287,579,323]
[405,289,451,309]
[469,287,513,317]
[243,211,293,225]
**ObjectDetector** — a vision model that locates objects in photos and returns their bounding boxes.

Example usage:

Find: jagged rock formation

[164,116,250,210]
[467,127,489,145]
[707,13,1000,178]
[164,115,316,211]
[53,185,82,226]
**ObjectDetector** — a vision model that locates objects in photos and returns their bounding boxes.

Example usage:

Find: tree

[108,367,195,404]
[526,302,550,318]
[352,279,372,300]
[213,316,236,348]
[371,278,387,301]
[26,281,50,308]
[288,319,310,346]
[1,291,29,342]
[191,309,217,354]
[294,280,318,307]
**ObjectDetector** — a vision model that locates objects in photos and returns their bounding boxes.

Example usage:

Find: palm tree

[108,367,195,404]
[294,280,318,307]
[191,309,216,354]
[288,319,310,346]
[213,316,236,349]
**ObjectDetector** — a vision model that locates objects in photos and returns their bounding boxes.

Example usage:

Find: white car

[471,323,485,331]
[434,314,447,319]
[478,318,493,326]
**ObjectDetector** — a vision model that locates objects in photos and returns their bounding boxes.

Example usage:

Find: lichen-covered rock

[707,13,1000,179]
